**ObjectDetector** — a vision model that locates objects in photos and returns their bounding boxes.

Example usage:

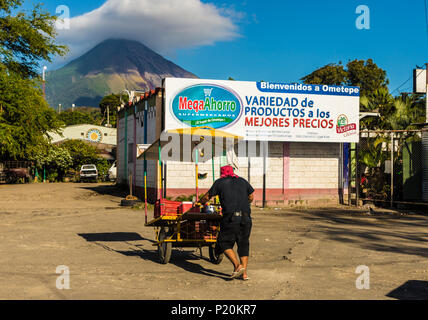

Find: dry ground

[1,182,428,300]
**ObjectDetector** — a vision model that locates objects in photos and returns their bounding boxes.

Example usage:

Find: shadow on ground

[387,280,428,300]
[79,184,128,198]
[78,232,149,242]
[277,207,428,259]
[77,232,230,281]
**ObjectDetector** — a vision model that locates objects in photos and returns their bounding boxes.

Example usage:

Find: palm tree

[385,95,425,130]
[360,87,394,130]
[359,94,425,200]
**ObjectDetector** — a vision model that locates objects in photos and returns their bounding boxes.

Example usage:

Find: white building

[48,124,117,160]
[116,80,357,207]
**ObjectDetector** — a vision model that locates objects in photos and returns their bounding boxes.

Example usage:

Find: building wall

[117,116,126,183]
[117,111,137,183]
[117,91,341,205]
[117,92,161,187]
[161,141,340,204]
[48,124,117,145]
[133,102,159,195]
[286,142,340,201]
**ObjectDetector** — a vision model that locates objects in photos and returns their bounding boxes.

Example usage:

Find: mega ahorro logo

[171,84,243,129]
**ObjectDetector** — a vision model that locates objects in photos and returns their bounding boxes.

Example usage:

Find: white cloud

[55,0,241,64]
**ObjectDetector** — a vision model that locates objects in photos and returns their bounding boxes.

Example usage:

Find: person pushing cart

[200,165,254,281]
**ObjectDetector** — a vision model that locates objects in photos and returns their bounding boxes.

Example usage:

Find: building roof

[119,88,163,112]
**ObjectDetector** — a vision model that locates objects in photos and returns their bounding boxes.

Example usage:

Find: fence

[344,129,426,208]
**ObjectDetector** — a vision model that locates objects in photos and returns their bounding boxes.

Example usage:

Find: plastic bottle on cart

[204,204,215,214]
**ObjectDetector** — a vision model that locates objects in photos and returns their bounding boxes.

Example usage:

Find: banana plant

[359,136,389,169]
[358,136,390,200]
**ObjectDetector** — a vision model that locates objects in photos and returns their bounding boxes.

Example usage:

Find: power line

[391,66,425,95]
[391,76,412,94]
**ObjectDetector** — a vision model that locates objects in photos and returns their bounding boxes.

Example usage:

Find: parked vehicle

[79,164,98,182]
[0,161,33,184]
[108,161,117,181]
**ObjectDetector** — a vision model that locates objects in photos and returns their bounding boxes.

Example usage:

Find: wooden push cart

[145,203,224,264]
[139,127,242,264]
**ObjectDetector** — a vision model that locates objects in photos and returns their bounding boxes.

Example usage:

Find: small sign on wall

[137,144,151,158]
[413,69,426,94]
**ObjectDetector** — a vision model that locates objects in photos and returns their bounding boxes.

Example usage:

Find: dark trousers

[217,212,252,257]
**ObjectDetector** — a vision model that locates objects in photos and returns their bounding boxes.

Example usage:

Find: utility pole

[412,64,428,202]
[424,64,428,202]
[58,104,61,114]
[426,63,428,122]
[42,66,47,100]
[107,105,110,126]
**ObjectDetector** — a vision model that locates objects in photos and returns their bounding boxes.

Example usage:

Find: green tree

[60,139,99,169]
[0,70,63,160]
[346,59,388,99]
[31,144,72,181]
[0,0,67,78]
[385,95,426,130]
[301,63,347,85]
[0,0,67,160]
[58,110,97,126]
[302,59,388,98]
[73,106,104,124]
[360,87,394,130]
[302,59,391,130]
[99,93,127,127]
[61,139,110,180]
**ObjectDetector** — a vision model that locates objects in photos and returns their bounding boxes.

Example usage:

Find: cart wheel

[209,243,224,264]
[158,227,172,264]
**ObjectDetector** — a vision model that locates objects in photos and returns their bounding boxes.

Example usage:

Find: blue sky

[24,0,428,96]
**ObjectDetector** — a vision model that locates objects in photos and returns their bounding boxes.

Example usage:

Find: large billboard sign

[164,78,360,143]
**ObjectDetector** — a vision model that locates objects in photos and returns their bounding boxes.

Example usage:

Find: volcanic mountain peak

[46,39,197,108]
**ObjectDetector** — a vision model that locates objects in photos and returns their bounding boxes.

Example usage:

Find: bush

[95,158,110,181]
[60,140,99,169]
[30,140,114,183]
[30,144,73,182]
[174,194,197,202]
[46,171,58,182]
[61,140,112,181]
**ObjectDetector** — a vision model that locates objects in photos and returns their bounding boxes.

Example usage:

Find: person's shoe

[230,267,246,279]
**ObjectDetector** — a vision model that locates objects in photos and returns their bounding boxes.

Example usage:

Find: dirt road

[1,182,428,300]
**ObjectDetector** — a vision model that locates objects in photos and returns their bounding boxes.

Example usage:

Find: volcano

[46,39,197,108]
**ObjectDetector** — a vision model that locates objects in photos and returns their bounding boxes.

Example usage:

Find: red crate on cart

[179,202,194,214]
[154,199,181,218]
